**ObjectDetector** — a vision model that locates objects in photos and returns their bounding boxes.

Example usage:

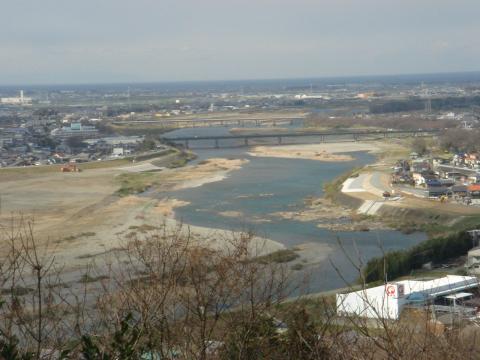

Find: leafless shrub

[1,217,480,359]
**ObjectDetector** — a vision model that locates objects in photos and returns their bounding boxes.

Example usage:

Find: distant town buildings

[356,92,376,99]
[1,90,32,105]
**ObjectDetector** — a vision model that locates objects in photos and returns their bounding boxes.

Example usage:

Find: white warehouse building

[51,123,99,139]
[1,90,32,105]
[336,275,479,320]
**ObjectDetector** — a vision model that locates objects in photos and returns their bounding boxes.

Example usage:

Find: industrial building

[1,90,32,105]
[336,275,479,320]
[51,123,99,139]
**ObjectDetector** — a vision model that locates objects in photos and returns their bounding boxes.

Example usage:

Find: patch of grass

[168,158,188,168]
[453,215,480,233]
[76,247,125,260]
[76,253,96,260]
[115,172,158,196]
[254,249,300,264]
[323,167,362,201]
[125,275,154,288]
[77,159,130,170]
[46,282,70,289]
[137,224,159,233]
[56,231,96,244]
[166,151,197,169]
[128,224,159,233]
[1,286,34,296]
[63,235,77,242]
[291,263,304,271]
[134,149,175,162]
[384,210,480,238]
[0,164,60,181]
[0,159,133,182]
[80,231,96,237]
[79,274,110,284]
[125,231,137,239]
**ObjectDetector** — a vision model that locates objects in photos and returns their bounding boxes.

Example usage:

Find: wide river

[164,127,427,293]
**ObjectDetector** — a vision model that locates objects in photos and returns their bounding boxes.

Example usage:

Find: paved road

[342,175,366,193]
[120,163,164,173]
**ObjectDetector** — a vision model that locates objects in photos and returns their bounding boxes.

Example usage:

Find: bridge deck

[162,129,438,142]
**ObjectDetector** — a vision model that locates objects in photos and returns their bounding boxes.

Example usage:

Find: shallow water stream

[165,128,427,292]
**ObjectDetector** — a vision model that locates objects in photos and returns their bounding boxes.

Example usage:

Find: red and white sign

[386,285,396,297]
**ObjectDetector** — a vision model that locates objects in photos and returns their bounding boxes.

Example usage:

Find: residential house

[413,171,437,186]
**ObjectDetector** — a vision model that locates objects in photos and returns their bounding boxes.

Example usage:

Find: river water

[164,127,427,293]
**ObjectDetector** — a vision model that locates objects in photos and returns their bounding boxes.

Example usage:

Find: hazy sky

[1,0,479,84]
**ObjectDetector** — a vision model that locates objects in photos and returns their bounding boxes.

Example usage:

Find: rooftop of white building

[340,275,478,300]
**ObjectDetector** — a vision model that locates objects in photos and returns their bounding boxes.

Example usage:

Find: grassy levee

[132,149,176,162]
[376,206,457,236]
[0,159,131,182]
[323,167,365,214]
[0,163,63,180]
[323,167,363,202]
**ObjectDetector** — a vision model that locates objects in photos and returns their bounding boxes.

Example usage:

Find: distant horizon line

[1,69,480,88]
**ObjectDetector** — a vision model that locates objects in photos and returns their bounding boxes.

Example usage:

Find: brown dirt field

[0,155,282,278]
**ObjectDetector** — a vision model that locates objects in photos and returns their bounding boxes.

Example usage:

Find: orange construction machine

[60,163,81,172]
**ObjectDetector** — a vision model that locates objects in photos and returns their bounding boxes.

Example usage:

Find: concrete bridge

[162,129,439,149]
[113,115,306,129]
